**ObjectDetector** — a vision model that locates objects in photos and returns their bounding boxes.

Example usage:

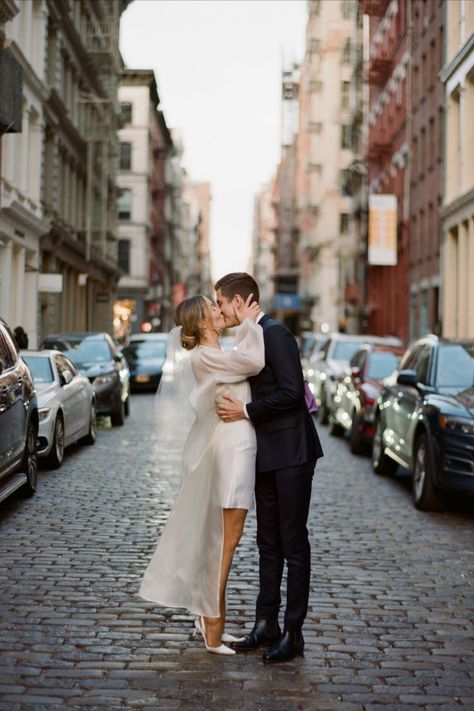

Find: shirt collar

[256,312,266,324]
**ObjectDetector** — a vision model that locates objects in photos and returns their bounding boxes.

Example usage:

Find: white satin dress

[139,320,265,618]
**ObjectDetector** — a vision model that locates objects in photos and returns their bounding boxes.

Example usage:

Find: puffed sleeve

[196,319,265,382]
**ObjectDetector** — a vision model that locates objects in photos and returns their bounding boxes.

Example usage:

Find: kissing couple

[139,272,323,663]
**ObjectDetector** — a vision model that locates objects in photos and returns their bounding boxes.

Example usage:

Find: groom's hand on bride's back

[216,394,246,422]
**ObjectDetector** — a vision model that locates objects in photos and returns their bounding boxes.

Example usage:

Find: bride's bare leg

[204,508,247,647]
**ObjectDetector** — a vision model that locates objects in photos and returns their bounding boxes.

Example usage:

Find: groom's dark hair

[214,272,260,303]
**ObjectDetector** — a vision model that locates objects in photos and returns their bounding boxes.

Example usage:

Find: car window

[350,350,365,370]
[123,341,167,360]
[0,328,16,370]
[332,340,364,362]
[436,343,474,390]
[59,338,111,367]
[415,345,431,384]
[23,356,54,384]
[401,345,421,371]
[319,340,330,360]
[55,354,77,379]
[366,352,399,380]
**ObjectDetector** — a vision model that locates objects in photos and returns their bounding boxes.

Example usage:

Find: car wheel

[319,388,329,424]
[372,415,398,476]
[82,401,97,445]
[350,412,366,455]
[413,433,444,512]
[46,414,65,469]
[111,400,125,427]
[20,420,39,497]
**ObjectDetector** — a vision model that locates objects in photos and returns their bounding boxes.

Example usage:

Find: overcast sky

[120,0,307,282]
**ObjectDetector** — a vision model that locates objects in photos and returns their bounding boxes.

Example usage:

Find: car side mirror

[61,370,73,386]
[397,369,418,387]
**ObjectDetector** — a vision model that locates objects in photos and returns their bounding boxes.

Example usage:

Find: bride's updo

[175,295,208,350]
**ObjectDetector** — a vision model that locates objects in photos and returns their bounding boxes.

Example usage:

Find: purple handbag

[304,380,318,414]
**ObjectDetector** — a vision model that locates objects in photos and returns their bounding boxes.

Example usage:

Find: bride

[139,292,264,655]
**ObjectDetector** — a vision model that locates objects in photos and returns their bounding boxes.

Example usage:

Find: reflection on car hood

[76,362,114,378]
[429,387,474,418]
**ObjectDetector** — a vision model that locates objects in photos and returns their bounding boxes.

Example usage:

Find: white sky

[119,0,307,282]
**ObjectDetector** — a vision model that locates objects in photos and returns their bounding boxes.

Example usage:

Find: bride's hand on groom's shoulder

[234,293,260,324]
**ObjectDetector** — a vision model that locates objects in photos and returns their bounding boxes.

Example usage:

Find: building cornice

[0,200,50,236]
[439,30,474,84]
[441,186,474,221]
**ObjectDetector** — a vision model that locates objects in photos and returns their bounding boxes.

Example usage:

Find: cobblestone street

[1,394,474,710]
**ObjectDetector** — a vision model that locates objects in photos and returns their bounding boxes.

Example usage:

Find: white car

[21,350,97,469]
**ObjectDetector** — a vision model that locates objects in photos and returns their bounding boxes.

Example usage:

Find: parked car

[122,335,167,392]
[328,344,403,452]
[0,318,38,503]
[372,335,474,511]
[307,333,402,424]
[21,350,96,468]
[39,332,130,426]
[301,332,326,381]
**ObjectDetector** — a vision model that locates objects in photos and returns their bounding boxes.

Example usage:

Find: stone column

[0,240,12,320]
[457,220,468,337]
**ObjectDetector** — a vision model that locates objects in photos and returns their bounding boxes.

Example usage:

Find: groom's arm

[246,324,304,427]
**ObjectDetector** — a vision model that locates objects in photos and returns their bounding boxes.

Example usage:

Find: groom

[215,272,323,663]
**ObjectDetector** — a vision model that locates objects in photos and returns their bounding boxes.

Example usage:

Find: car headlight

[93,373,116,387]
[38,408,51,420]
[439,414,474,435]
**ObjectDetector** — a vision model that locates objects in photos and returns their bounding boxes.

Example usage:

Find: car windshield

[23,356,54,384]
[435,344,474,391]
[54,338,112,367]
[123,341,167,361]
[366,352,399,380]
[332,340,364,362]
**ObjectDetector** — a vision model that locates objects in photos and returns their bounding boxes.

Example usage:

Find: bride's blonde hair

[175,295,209,350]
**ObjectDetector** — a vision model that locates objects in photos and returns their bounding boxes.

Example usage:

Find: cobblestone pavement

[1,394,474,711]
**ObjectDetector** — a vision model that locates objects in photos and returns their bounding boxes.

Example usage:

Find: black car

[0,318,39,502]
[39,332,130,426]
[122,335,167,392]
[372,335,474,511]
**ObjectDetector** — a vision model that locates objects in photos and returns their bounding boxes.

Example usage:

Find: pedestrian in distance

[215,272,323,663]
[13,326,28,349]
[139,292,264,655]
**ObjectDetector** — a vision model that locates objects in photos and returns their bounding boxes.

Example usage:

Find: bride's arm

[197,320,265,382]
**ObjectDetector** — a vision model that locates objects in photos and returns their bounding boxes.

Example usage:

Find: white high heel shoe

[193,617,236,655]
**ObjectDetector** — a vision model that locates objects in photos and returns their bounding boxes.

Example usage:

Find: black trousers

[255,460,315,632]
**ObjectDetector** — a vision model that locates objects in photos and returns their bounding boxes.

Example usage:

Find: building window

[309,122,322,133]
[117,188,132,221]
[341,124,351,149]
[342,39,351,64]
[120,142,132,171]
[310,80,323,93]
[340,213,350,233]
[341,0,352,19]
[341,81,350,109]
[120,102,132,125]
[340,169,351,196]
[309,163,322,174]
[118,239,130,273]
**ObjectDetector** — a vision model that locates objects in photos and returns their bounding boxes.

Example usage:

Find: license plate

[135,375,150,383]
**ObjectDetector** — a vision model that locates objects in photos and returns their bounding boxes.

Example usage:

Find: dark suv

[0,318,39,503]
[39,332,130,426]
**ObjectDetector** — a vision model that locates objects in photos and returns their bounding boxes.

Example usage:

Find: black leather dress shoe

[230,619,281,651]
[262,631,304,663]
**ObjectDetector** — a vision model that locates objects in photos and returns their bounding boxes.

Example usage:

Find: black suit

[247,315,323,632]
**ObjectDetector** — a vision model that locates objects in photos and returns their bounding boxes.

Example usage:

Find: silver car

[21,350,96,469]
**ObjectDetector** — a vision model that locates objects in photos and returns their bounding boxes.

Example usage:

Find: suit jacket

[247,315,324,473]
